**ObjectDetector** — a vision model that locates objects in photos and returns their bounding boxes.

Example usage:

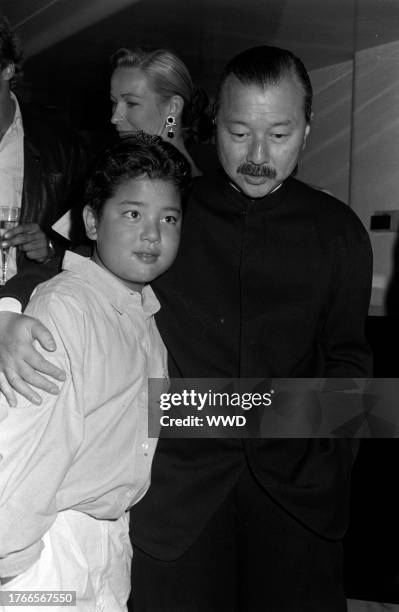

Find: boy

[0,133,191,610]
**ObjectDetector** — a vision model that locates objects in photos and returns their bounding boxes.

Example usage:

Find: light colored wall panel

[350,40,399,314]
[297,61,353,204]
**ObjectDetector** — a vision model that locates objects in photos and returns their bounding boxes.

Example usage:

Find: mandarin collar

[216,168,292,209]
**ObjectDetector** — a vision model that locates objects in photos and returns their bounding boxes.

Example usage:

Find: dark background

[4,0,398,129]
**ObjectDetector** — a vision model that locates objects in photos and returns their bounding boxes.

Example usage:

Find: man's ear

[83,205,98,241]
[1,62,15,82]
[303,122,311,150]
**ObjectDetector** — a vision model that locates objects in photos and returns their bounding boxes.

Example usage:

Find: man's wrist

[42,239,57,264]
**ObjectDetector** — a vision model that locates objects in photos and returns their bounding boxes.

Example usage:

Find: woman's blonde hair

[110,47,210,143]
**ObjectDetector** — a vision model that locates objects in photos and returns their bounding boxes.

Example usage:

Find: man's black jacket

[130,171,373,560]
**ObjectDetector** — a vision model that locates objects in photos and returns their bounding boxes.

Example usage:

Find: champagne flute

[0,206,20,285]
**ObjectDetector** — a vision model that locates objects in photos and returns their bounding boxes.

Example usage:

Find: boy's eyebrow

[117,200,145,206]
[117,200,182,213]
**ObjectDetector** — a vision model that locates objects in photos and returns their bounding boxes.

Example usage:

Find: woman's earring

[166,116,177,139]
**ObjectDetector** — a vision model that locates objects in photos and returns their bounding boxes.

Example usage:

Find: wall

[351,40,399,315]
[298,60,354,204]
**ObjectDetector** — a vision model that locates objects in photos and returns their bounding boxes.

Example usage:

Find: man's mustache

[237,162,277,179]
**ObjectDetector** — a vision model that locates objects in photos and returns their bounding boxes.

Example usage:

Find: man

[0,15,85,307]
[0,46,372,610]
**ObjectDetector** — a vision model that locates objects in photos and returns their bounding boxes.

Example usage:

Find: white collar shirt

[0,252,168,577]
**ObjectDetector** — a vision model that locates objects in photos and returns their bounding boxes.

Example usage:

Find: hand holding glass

[0,206,20,285]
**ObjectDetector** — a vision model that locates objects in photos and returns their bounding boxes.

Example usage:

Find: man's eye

[126,102,138,108]
[272,133,289,140]
[231,132,247,138]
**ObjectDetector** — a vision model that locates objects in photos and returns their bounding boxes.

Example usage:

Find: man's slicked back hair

[215,45,313,124]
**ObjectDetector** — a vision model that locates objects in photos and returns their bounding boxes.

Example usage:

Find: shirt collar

[62,251,160,319]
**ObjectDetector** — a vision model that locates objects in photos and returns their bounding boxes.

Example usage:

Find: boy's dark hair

[84,132,192,217]
[0,15,23,88]
[214,45,313,124]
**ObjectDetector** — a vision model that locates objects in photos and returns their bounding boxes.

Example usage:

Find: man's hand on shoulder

[0,312,66,406]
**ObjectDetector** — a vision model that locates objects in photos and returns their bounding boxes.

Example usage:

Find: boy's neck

[90,252,145,294]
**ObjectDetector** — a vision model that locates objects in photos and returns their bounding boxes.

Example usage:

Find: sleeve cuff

[0,298,23,314]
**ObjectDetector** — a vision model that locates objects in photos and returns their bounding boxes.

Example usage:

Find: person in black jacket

[0,46,372,611]
[0,15,86,304]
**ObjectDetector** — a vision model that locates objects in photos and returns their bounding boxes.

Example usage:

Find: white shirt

[0,92,24,281]
[0,252,167,577]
